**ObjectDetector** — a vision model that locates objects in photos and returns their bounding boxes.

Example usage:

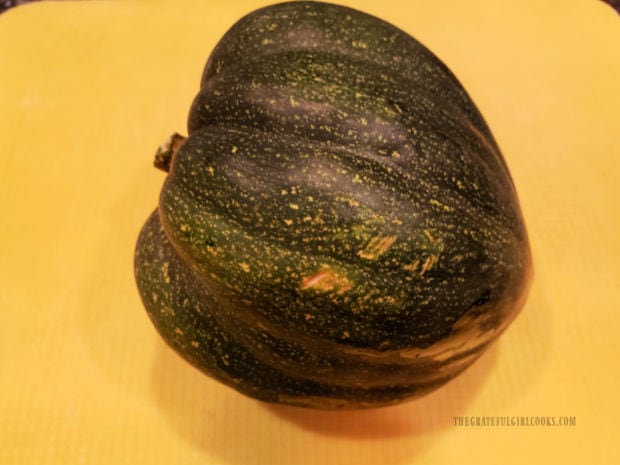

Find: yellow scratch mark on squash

[419,254,439,276]
[403,259,420,273]
[404,253,440,276]
[239,262,250,272]
[300,265,353,294]
[358,235,397,260]
[424,229,436,243]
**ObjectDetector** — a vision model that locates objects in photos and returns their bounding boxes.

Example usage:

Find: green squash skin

[136,210,465,408]
[135,1,532,409]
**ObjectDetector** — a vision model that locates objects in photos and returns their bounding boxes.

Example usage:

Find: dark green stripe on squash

[134,1,531,409]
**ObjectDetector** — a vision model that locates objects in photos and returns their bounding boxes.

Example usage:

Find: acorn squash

[134,1,532,409]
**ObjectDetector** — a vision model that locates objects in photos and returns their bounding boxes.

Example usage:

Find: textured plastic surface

[1,1,619,464]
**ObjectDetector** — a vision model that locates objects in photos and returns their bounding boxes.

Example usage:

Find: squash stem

[154,133,187,172]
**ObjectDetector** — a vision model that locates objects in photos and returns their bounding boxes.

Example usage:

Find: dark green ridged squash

[134,1,532,409]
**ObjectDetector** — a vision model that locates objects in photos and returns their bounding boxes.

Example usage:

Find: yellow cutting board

[1,1,619,464]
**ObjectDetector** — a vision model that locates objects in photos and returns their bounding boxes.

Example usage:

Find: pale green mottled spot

[161,261,170,284]
[430,198,454,212]
[160,306,175,317]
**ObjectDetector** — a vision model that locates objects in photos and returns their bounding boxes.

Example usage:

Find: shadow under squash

[148,333,502,465]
